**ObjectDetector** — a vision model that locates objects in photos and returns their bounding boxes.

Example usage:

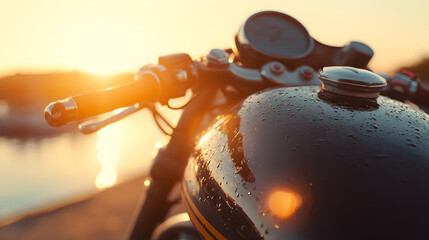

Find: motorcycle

[44,11,429,240]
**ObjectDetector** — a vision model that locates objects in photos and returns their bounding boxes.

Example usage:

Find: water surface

[0,110,171,222]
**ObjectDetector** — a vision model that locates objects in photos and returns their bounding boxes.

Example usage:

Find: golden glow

[143,178,151,187]
[0,0,225,76]
[1,1,427,78]
[198,132,212,146]
[268,191,302,218]
[95,122,121,189]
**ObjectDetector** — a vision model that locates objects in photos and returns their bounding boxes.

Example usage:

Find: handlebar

[44,50,429,128]
[44,72,161,126]
[381,71,429,108]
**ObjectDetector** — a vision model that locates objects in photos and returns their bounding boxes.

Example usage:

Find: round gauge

[235,11,314,66]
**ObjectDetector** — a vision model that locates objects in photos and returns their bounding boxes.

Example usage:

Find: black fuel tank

[182,85,429,240]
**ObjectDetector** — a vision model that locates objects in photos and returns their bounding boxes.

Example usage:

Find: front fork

[127,88,217,240]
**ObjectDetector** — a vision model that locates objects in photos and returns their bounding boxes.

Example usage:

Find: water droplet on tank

[407,143,417,148]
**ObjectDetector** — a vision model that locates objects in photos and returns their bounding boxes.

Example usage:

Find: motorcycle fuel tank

[182,73,429,239]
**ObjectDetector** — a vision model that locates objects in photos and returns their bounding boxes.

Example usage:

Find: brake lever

[78,103,145,134]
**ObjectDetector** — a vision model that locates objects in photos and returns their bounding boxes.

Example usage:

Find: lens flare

[143,178,151,187]
[268,191,302,218]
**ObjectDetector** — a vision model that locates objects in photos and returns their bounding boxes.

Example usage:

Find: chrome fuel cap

[319,67,387,99]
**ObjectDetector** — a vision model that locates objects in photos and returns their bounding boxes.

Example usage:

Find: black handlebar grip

[44,73,160,127]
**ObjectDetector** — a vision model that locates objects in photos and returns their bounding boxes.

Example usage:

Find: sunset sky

[0,0,428,77]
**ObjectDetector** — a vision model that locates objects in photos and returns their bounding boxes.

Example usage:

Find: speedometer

[235,11,314,67]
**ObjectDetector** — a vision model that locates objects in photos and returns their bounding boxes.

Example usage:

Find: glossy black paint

[183,86,429,239]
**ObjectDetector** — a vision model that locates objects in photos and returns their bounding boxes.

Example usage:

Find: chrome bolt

[269,62,285,75]
[299,66,314,80]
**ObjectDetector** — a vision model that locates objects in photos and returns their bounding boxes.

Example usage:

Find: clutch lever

[78,103,146,134]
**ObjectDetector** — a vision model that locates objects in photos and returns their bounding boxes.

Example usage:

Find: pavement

[0,176,184,240]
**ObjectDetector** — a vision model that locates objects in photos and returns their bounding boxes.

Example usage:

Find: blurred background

[0,0,428,229]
